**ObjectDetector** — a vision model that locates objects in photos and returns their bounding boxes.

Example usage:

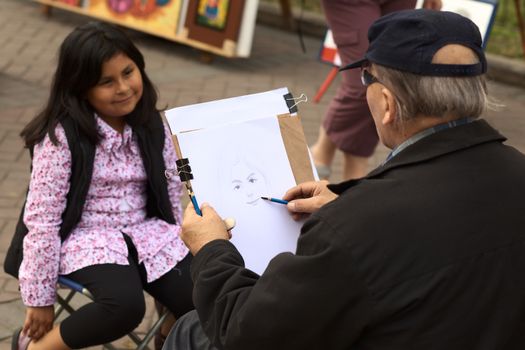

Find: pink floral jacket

[19,116,188,307]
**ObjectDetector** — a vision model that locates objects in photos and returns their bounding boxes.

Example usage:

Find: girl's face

[86,53,143,127]
[230,162,267,206]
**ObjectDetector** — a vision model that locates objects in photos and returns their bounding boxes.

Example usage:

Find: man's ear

[381,87,397,126]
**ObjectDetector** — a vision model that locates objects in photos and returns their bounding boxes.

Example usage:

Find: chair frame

[55,276,168,350]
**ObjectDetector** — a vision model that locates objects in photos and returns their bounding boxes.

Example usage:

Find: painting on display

[416,0,498,47]
[42,0,259,57]
[196,0,229,31]
[181,0,244,54]
[88,0,183,35]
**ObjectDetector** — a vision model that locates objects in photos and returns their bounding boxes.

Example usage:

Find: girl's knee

[99,292,146,333]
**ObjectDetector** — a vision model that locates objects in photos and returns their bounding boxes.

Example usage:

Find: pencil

[183,182,202,216]
[260,196,289,205]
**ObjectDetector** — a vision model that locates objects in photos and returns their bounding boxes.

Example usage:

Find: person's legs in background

[310,0,381,180]
[311,0,416,181]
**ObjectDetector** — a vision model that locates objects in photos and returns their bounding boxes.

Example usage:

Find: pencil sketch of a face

[229,157,268,206]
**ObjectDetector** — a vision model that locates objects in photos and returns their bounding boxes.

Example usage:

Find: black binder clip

[170,158,202,215]
[283,92,308,113]
[174,158,194,181]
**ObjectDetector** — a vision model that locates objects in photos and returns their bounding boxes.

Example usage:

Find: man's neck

[392,114,460,148]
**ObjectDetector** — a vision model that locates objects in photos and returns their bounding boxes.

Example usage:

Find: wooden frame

[181,0,245,56]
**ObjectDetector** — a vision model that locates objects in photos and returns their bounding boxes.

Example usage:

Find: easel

[515,0,525,56]
[279,0,294,29]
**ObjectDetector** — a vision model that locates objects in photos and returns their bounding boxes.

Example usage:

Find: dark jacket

[4,114,175,278]
[191,119,525,350]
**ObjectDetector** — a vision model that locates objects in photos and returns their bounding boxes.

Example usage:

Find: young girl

[7,21,193,350]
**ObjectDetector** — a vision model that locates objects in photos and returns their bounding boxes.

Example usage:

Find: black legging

[60,236,194,348]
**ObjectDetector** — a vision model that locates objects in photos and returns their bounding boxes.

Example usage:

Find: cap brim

[339,58,367,71]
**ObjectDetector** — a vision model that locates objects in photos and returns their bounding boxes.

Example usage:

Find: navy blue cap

[340,9,487,76]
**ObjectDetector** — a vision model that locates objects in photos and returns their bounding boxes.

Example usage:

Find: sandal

[315,164,332,180]
[11,328,31,350]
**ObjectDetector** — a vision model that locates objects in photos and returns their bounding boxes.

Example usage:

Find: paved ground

[1,0,525,348]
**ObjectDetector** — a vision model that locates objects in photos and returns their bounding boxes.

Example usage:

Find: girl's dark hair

[21,21,160,148]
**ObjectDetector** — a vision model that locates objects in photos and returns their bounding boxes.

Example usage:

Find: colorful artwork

[130,0,157,17]
[106,0,133,13]
[60,0,82,6]
[196,0,229,31]
[88,0,181,35]
[105,0,171,17]
[183,0,246,54]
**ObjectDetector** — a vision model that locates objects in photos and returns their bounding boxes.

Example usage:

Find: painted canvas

[196,0,229,31]
[88,0,182,35]
[182,0,244,54]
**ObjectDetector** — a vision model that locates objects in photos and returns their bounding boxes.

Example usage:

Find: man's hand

[282,180,338,221]
[182,203,231,255]
[23,305,54,341]
[423,0,442,10]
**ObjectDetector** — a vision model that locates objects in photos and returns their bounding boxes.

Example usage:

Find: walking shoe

[11,328,31,350]
[315,164,332,180]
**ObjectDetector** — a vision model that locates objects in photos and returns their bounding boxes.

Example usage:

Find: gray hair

[373,64,489,123]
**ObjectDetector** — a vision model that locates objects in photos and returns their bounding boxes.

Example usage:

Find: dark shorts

[321,0,416,156]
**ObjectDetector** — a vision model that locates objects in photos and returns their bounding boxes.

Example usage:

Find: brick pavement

[1,0,525,348]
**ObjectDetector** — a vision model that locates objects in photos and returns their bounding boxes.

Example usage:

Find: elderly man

[165,9,525,350]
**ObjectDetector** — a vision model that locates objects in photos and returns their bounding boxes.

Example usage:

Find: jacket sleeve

[191,215,374,350]
[19,125,71,307]
[162,121,184,225]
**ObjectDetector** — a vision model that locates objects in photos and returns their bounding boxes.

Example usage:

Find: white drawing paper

[176,117,303,274]
[165,87,292,134]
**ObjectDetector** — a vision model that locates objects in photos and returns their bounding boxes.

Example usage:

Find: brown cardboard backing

[183,0,245,49]
[277,114,315,184]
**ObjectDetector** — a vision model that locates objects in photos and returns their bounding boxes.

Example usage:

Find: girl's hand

[23,305,54,341]
[182,203,231,255]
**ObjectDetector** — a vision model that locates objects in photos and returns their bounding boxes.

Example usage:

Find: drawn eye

[248,177,257,184]
[233,184,241,191]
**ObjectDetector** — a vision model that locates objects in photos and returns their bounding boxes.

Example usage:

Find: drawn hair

[21,21,161,148]
[218,142,270,206]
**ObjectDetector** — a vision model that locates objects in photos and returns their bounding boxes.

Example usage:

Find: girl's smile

[114,94,134,104]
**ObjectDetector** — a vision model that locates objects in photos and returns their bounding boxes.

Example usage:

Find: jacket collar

[328,119,506,194]
[95,114,136,155]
